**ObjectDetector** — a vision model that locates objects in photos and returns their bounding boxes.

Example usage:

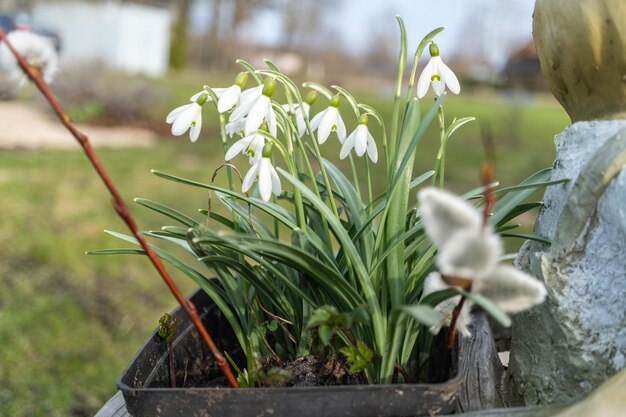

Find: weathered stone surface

[508,120,626,405]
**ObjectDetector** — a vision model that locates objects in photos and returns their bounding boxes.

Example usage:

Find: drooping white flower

[418,187,546,319]
[225,117,246,138]
[282,91,317,138]
[228,79,276,137]
[241,143,281,202]
[417,42,460,99]
[340,115,378,163]
[166,94,207,142]
[282,102,310,138]
[190,72,249,113]
[309,95,346,144]
[0,30,58,85]
[422,272,473,337]
[224,132,265,164]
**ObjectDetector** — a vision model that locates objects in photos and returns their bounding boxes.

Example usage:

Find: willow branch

[0,29,239,388]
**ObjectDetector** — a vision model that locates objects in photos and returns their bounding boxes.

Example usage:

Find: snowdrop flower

[166,93,207,142]
[228,78,277,137]
[225,117,246,138]
[417,42,460,99]
[340,114,378,163]
[282,91,317,137]
[309,95,346,144]
[224,130,266,164]
[0,30,58,85]
[418,187,546,334]
[190,72,249,113]
[242,143,281,202]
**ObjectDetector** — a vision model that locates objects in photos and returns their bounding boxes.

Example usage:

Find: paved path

[0,102,156,149]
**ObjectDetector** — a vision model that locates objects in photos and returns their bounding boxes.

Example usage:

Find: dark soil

[261,355,365,387]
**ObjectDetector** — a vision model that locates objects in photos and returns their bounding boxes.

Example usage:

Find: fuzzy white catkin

[421,272,473,337]
[0,31,58,85]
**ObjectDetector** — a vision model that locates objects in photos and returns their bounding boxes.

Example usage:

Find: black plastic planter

[118,289,499,417]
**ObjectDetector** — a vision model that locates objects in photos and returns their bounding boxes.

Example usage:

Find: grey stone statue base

[508,120,626,405]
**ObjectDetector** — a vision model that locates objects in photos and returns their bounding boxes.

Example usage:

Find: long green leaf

[134,198,199,227]
[277,168,386,357]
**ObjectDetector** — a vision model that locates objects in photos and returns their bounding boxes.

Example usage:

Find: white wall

[32,2,171,76]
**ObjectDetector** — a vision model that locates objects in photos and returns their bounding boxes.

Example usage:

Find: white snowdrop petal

[437,228,502,280]
[258,159,273,201]
[335,112,347,143]
[245,96,270,135]
[309,108,326,130]
[224,136,252,161]
[189,115,202,142]
[266,106,277,137]
[230,88,260,121]
[171,105,199,136]
[354,125,368,156]
[439,61,461,95]
[432,80,445,97]
[317,109,335,144]
[418,187,483,247]
[340,131,356,160]
[474,265,547,313]
[270,164,282,196]
[417,59,435,99]
[366,131,378,163]
[217,86,240,113]
[166,104,190,124]
[242,162,260,193]
[239,85,263,103]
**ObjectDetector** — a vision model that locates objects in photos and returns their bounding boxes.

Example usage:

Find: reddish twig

[0,29,238,388]
[481,122,496,227]
[446,296,466,351]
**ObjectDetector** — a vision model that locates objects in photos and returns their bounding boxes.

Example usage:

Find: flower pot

[118,289,502,417]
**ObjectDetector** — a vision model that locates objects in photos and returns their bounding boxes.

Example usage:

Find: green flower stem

[292,134,332,245]
[432,105,446,187]
[218,113,236,192]
[348,154,361,199]
[281,95,308,233]
[365,158,373,216]
[389,16,408,178]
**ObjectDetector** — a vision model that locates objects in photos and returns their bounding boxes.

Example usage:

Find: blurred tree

[169,0,190,69]
[455,0,528,79]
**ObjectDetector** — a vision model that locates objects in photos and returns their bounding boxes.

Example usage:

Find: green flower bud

[329,94,341,108]
[429,42,440,57]
[195,93,208,106]
[358,114,369,125]
[262,77,277,97]
[262,142,273,158]
[305,91,318,105]
[235,72,248,88]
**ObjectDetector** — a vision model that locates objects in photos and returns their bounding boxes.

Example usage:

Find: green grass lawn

[0,84,569,416]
